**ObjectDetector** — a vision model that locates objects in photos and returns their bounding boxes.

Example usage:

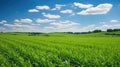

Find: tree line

[64,28,120,34]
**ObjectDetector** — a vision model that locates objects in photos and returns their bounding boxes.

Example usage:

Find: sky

[0,0,120,32]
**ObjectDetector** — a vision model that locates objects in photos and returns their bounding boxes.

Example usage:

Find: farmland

[0,32,120,67]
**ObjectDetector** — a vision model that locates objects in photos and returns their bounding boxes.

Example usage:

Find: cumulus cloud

[40,20,80,32]
[52,4,66,10]
[4,24,24,27]
[36,18,56,23]
[110,20,119,23]
[50,20,80,29]
[0,20,7,24]
[2,20,120,32]
[28,9,39,12]
[3,20,80,32]
[44,26,55,29]
[80,24,96,32]
[77,3,113,15]
[0,27,5,31]
[36,5,50,10]
[42,13,61,19]
[95,24,120,31]
[3,23,42,32]
[14,18,32,23]
[4,23,41,28]
[28,5,50,13]
[60,9,74,15]
[73,2,93,8]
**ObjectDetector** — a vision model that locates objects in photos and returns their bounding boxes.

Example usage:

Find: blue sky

[0,0,120,32]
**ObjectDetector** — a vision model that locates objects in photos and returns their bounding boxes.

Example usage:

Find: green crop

[0,33,120,67]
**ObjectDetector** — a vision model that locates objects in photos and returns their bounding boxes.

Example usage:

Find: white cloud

[14,18,32,23]
[0,20,7,24]
[60,9,74,15]
[73,2,93,8]
[28,9,39,12]
[50,20,80,29]
[44,26,54,29]
[31,23,41,26]
[4,24,23,27]
[3,20,80,32]
[42,13,61,19]
[100,22,106,25]
[36,5,50,10]
[0,27,5,31]
[4,23,41,28]
[95,24,120,31]
[43,20,80,32]
[36,18,55,23]
[3,23,42,32]
[2,20,120,32]
[77,3,113,15]
[80,24,96,31]
[110,20,119,23]
[52,4,66,10]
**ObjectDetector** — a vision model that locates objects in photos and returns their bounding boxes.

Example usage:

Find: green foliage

[107,29,120,32]
[93,30,102,33]
[0,32,120,67]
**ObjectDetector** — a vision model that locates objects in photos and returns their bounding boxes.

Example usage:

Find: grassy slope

[0,32,120,67]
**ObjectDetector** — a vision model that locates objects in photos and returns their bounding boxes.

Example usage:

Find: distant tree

[81,32,89,34]
[107,29,113,32]
[74,32,81,34]
[107,29,120,32]
[29,32,43,36]
[93,30,102,33]
[113,29,120,32]
[66,32,74,34]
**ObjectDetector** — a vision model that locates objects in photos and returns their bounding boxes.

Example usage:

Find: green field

[0,32,120,67]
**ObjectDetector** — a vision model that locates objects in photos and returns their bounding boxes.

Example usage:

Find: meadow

[0,32,120,67]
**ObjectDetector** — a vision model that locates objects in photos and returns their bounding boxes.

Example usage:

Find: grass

[0,32,120,67]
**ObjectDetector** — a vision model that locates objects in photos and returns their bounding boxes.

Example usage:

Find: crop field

[0,32,120,67]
